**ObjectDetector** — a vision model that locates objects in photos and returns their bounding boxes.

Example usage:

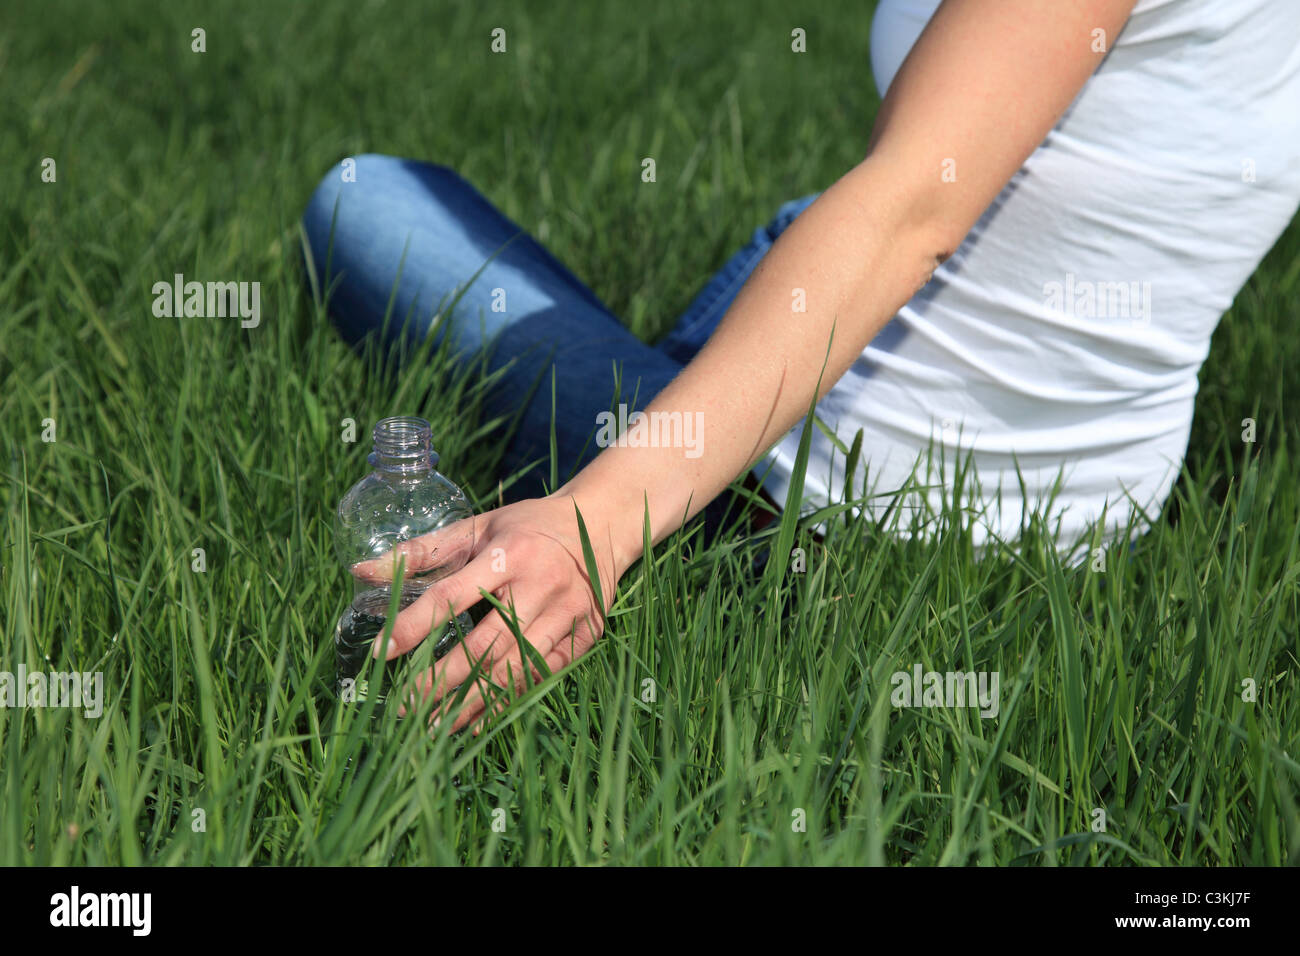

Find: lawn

[2,0,1297,865]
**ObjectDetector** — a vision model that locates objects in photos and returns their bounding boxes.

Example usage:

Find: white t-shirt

[755,0,1300,558]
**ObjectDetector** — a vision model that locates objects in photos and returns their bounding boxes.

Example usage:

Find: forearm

[556,0,1136,580]
[556,158,950,576]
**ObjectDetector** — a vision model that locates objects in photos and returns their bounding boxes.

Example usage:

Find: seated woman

[302,0,1300,730]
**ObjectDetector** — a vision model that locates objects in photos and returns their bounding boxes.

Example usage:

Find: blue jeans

[302,154,817,536]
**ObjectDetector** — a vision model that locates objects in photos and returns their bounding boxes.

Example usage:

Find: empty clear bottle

[334,416,475,705]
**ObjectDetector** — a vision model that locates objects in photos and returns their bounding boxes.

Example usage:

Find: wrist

[549,473,646,580]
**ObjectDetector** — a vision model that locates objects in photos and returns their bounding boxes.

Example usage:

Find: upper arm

[862,0,1138,256]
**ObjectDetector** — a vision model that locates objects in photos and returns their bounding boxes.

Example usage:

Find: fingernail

[352,558,388,580]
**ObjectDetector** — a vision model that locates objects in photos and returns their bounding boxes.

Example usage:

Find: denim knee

[302,153,409,268]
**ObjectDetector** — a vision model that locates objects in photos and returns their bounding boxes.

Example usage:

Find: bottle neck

[369,452,434,475]
[368,416,440,475]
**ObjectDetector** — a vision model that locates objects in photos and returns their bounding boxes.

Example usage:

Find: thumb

[351,516,477,584]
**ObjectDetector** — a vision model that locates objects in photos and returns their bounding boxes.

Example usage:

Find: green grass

[2,0,1297,865]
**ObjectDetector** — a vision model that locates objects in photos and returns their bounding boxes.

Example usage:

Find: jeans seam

[666,240,770,347]
[663,194,819,351]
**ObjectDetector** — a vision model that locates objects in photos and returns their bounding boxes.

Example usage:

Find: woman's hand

[350,493,627,733]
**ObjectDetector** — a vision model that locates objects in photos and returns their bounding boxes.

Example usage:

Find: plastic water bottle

[333,416,475,706]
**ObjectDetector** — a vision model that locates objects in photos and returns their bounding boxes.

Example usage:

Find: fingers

[352,515,478,584]
[424,596,560,693]
[436,645,575,734]
[394,611,530,715]
[398,610,595,728]
[375,549,507,659]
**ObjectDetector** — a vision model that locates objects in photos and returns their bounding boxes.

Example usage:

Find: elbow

[905,219,961,296]
[845,156,967,288]
[913,208,965,271]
